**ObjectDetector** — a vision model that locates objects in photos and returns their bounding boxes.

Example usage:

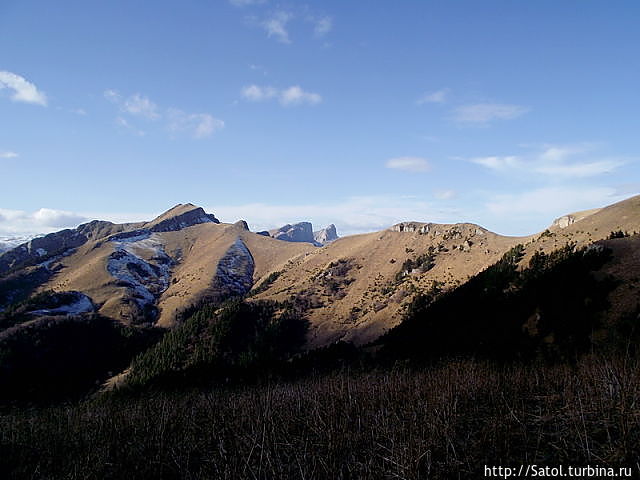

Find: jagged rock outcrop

[269,222,316,244]
[0,229,87,275]
[313,224,339,245]
[552,215,576,229]
[390,222,432,234]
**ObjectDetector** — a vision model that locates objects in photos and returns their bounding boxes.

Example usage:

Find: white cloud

[0,71,47,106]
[103,89,121,102]
[262,11,293,43]
[417,88,450,105]
[0,208,89,235]
[123,93,160,120]
[471,155,521,171]
[535,160,621,178]
[241,84,322,106]
[116,117,145,136]
[167,109,224,139]
[486,186,622,218]
[0,151,18,159]
[314,16,332,37]
[280,86,322,106]
[0,197,457,237]
[105,89,223,139]
[105,90,160,120]
[70,108,87,116]
[452,103,529,125]
[209,195,458,236]
[248,64,268,75]
[385,156,431,173]
[241,84,278,101]
[470,144,625,179]
[539,144,591,162]
[434,189,456,200]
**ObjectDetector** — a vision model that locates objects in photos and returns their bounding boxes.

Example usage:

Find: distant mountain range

[2,195,640,400]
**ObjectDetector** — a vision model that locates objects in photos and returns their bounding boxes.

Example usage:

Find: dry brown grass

[2,354,639,479]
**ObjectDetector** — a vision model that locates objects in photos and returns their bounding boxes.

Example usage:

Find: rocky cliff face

[269,222,316,244]
[313,224,339,245]
[390,222,432,234]
[552,215,576,229]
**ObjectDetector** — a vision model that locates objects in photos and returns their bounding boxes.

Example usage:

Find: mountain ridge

[1,195,639,348]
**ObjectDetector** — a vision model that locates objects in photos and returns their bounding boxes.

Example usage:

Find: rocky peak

[313,224,339,245]
[234,220,250,231]
[268,222,315,244]
[144,204,219,232]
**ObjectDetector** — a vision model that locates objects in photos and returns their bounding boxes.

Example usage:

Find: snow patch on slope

[214,238,255,298]
[29,293,94,316]
[107,233,174,310]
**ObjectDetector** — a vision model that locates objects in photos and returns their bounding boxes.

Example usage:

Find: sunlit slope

[252,222,529,346]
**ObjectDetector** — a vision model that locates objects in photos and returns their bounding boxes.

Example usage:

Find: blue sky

[1,0,639,237]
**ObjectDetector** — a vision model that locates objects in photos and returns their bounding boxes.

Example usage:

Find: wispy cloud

[453,103,529,125]
[241,84,322,106]
[0,151,19,159]
[104,89,223,139]
[470,144,624,179]
[417,88,450,105]
[248,64,268,75]
[262,11,293,43]
[434,189,456,200]
[313,16,333,37]
[167,109,224,139]
[486,186,622,218]
[471,155,522,171]
[535,160,621,178]
[0,71,47,106]
[385,156,431,173]
[241,85,278,101]
[280,86,322,106]
[105,90,160,120]
[116,117,145,136]
[123,94,160,120]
